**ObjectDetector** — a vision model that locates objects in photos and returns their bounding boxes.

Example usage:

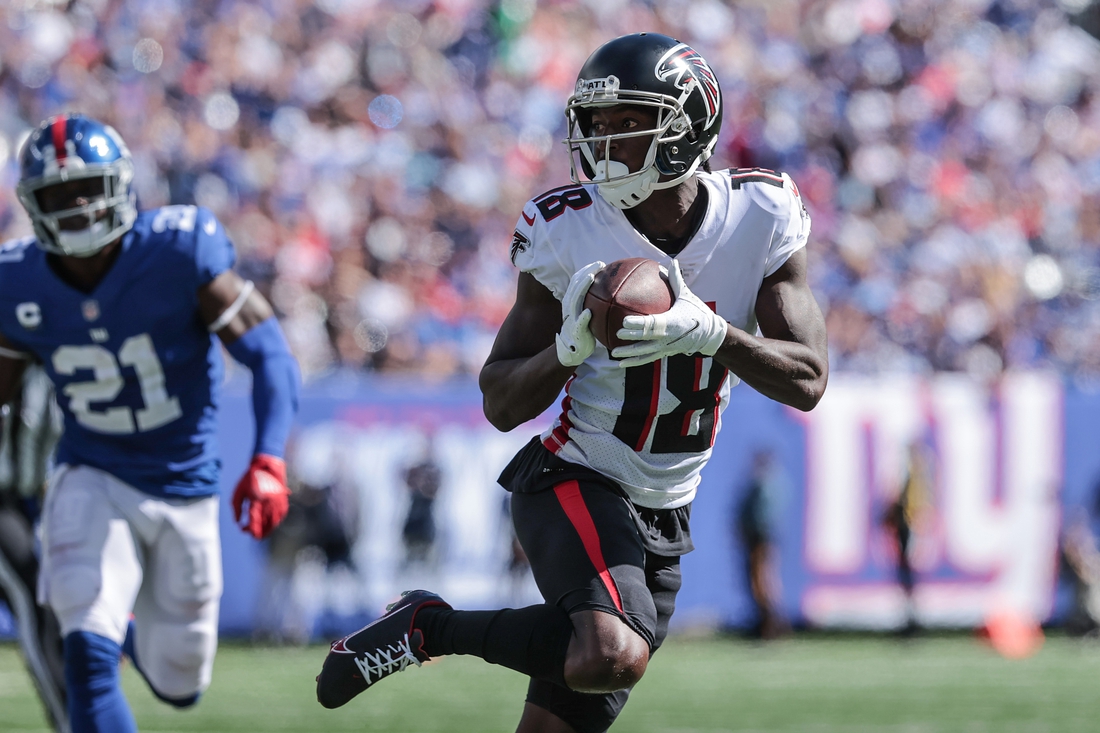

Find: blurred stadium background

[4,0,1100,729]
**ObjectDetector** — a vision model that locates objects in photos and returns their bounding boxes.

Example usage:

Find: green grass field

[2,634,1099,732]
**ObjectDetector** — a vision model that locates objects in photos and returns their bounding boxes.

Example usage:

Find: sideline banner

[791,372,1063,629]
[212,371,1086,637]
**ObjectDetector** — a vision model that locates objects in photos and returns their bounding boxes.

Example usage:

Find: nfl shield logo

[82,300,100,322]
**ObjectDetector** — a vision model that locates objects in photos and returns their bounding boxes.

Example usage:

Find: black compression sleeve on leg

[416,605,573,688]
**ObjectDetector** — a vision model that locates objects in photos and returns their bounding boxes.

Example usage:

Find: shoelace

[353,633,421,685]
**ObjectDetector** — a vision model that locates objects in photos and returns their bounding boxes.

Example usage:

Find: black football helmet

[565,32,723,209]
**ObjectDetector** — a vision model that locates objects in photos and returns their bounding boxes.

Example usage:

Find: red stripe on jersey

[680,357,705,437]
[51,117,68,162]
[560,397,574,431]
[709,364,728,447]
[634,362,662,452]
[699,303,721,441]
[544,424,569,453]
[680,410,693,438]
[543,379,575,454]
[730,169,783,183]
[553,480,624,614]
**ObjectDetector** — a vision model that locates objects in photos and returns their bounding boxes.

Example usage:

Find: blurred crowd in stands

[3,0,1100,381]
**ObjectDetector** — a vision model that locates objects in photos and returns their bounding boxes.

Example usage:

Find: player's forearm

[713,327,828,412]
[480,347,575,432]
[225,317,301,456]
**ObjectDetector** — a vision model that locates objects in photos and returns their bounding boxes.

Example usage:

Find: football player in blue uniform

[0,113,300,733]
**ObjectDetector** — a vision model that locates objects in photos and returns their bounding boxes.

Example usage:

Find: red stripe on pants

[553,480,624,614]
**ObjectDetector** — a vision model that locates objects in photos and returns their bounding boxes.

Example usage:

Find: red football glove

[232,454,289,540]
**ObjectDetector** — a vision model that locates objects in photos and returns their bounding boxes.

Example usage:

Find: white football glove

[555,261,606,368]
[612,259,728,368]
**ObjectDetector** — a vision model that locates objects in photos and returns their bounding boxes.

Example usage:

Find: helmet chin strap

[32,186,137,257]
[594,157,705,210]
[594,160,656,210]
[55,219,113,257]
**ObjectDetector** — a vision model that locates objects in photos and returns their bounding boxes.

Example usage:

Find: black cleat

[316,590,450,709]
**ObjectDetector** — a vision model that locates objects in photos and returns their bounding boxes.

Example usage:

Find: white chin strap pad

[56,219,113,257]
[592,160,630,180]
[597,165,660,210]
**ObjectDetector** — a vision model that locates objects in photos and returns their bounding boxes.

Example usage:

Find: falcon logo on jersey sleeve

[655,43,721,130]
[509,230,531,266]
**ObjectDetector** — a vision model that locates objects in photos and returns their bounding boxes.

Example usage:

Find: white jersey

[510,168,810,509]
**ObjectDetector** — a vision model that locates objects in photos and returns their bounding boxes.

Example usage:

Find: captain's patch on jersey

[16,302,41,330]
[510,230,530,265]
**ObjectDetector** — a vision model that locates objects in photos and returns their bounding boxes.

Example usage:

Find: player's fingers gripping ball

[556,260,605,368]
[612,259,728,367]
[232,454,290,539]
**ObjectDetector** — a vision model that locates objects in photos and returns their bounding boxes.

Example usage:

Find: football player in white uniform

[316,32,828,733]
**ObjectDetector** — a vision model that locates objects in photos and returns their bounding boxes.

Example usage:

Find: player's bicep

[483,272,562,365]
[0,331,30,406]
[197,270,274,345]
[755,248,827,355]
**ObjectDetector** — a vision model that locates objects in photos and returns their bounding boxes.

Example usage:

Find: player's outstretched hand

[232,454,290,540]
[612,259,728,367]
[556,261,605,368]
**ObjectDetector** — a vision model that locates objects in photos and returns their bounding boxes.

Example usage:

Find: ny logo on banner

[798,373,1061,628]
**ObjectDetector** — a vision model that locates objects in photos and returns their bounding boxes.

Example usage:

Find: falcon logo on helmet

[654,43,721,131]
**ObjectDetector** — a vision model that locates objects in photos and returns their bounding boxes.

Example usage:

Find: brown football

[584,258,674,353]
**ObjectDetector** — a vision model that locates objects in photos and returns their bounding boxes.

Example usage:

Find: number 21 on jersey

[52,333,181,434]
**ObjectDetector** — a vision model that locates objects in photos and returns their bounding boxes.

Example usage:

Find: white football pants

[39,465,222,699]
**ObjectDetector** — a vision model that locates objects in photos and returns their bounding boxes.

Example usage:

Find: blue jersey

[0,205,235,498]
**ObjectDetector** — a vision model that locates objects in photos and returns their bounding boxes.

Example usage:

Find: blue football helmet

[16,114,137,257]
